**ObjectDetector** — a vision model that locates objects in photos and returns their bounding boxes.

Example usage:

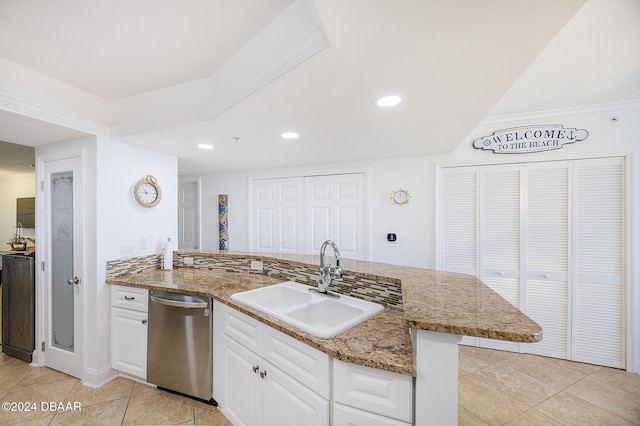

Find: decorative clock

[391,188,411,206]
[133,175,162,208]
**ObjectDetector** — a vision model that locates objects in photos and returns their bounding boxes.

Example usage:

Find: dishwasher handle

[150,295,208,309]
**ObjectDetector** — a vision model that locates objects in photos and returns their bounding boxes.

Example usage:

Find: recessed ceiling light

[197,143,213,150]
[375,95,402,107]
[281,132,299,140]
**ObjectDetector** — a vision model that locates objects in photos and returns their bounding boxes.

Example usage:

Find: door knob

[67,276,80,285]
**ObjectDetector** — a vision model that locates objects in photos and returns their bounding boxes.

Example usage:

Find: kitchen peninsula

[107,250,542,425]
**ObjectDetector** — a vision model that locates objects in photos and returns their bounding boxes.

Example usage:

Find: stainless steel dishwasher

[147,290,216,404]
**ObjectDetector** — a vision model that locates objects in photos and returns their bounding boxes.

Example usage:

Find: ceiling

[0,0,638,176]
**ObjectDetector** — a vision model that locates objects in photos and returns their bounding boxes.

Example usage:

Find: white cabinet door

[572,157,625,368]
[220,335,262,426]
[111,307,147,378]
[333,359,413,424]
[262,360,329,426]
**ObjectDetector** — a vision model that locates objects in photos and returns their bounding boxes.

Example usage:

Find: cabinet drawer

[111,285,148,312]
[263,326,330,399]
[333,403,411,426]
[333,359,413,423]
[221,303,263,354]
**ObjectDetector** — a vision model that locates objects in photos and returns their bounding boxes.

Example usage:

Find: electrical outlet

[140,238,147,250]
[121,244,134,258]
[184,256,194,266]
[251,260,263,271]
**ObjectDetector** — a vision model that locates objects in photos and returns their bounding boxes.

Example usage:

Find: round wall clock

[133,175,162,208]
[391,188,411,206]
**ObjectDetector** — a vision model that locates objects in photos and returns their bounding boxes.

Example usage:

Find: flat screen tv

[16,197,35,228]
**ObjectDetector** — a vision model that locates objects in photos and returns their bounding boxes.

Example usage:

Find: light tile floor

[458,345,640,425]
[0,344,638,425]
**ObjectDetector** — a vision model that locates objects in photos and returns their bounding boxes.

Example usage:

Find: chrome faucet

[317,240,343,294]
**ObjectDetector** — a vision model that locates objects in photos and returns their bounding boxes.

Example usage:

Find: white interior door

[178,180,199,249]
[43,157,84,379]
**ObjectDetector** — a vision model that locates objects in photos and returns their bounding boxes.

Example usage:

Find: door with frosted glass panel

[43,157,84,379]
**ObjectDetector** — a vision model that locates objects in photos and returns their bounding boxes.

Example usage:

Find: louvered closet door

[522,161,569,359]
[478,164,521,351]
[572,157,624,368]
[440,167,477,276]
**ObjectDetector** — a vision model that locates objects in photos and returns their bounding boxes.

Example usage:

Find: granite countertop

[107,252,542,377]
[107,268,416,376]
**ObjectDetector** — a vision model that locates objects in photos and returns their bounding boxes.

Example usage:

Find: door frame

[178,176,201,249]
[34,149,86,379]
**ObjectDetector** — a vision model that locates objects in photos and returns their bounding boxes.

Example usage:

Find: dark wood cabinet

[1,254,35,362]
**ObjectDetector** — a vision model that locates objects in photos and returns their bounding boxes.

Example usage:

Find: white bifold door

[439,157,625,368]
[251,174,366,260]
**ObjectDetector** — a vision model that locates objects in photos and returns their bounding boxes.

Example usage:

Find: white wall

[0,173,36,244]
[35,135,177,386]
[195,158,434,268]
[193,101,640,371]
[93,136,177,383]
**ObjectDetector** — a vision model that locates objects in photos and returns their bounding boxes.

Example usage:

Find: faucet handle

[333,266,343,281]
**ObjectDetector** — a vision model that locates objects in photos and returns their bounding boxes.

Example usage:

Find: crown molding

[0,91,109,137]
[479,99,640,129]
[109,0,328,138]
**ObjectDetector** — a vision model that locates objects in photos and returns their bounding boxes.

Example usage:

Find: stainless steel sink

[230,281,384,338]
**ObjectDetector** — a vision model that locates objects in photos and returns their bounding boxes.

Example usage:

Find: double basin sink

[231,281,384,338]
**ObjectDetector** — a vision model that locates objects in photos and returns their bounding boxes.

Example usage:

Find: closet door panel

[479,165,520,305]
[440,167,477,276]
[334,174,365,260]
[523,162,569,359]
[254,181,278,252]
[305,176,333,254]
[478,165,520,351]
[253,178,304,253]
[523,279,567,357]
[573,157,624,368]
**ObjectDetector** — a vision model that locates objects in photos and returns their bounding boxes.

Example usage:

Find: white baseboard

[82,365,118,389]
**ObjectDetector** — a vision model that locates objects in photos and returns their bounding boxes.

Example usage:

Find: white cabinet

[110,285,148,379]
[333,359,413,425]
[215,302,330,426]
[439,157,626,368]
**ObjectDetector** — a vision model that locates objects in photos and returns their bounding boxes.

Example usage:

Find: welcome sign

[473,125,588,154]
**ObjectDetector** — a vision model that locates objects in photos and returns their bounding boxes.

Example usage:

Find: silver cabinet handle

[150,295,208,309]
[259,370,267,379]
[252,365,259,373]
[67,276,80,285]
[125,296,135,300]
